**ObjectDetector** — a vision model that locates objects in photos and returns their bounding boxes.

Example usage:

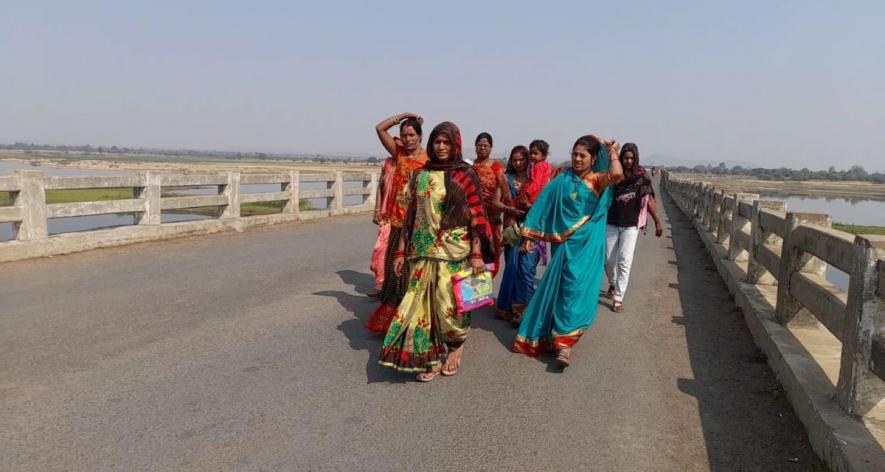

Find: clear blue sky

[2,1,883,170]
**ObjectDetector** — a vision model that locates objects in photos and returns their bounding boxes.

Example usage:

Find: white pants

[605,225,640,303]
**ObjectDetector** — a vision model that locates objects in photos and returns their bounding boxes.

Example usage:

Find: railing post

[14,171,48,241]
[367,171,379,208]
[331,171,344,214]
[219,172,241,219]
[835,236,885,417]
[284,170,300,217]
[727,193,758,261]
[708,190,723,233]
[700,184,711,228]
[746,200,786,284]
[135,172,161,225]
[716,194,734,245]
[775,212,832,326]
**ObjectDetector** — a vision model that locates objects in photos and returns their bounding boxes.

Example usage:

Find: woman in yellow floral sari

[379,122,494,381]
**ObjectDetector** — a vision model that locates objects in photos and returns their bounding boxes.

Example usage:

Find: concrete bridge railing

[0,169,378,263]
[663,170,885,471]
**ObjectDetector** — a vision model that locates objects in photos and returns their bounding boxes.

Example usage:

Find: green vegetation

[1,188,313,216]
[1,188,135,205]
[240,199,313,216]
[833,223,885,235]
[667,163,885,183]
[47,188,135,203]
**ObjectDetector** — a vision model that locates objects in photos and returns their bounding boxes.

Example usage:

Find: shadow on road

[660,189,824,471]
[315,270,407,384]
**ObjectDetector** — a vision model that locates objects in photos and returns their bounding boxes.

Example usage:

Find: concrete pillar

[283,170,300,216]
[746,200,787,285]
[708,190,724,234]
[716,195,735,245]
[836,235,885,418]
[775,212,832,326]
[693,182,703,221]
[219,172,241,219]
[135,172,162,225]
[14,171,48,241]
[330,171,344,214]
[367,171,379,207]
[727,193,758,261]
[700,185,711,228]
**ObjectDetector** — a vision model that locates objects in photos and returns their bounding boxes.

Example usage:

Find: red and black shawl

[402,121,495,263]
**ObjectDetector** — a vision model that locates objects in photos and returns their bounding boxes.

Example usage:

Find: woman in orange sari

[472,132,512,272]
[365,112,429,334]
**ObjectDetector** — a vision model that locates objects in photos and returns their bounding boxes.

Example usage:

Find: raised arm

[607,140,624,184]
[375,112,422,155]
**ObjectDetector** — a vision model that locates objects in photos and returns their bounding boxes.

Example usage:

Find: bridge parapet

[0,169,378,263]
[664,170,885,469]
[664,171,885,416]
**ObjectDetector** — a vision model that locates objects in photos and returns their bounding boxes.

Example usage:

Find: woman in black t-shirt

[604,143,662,312]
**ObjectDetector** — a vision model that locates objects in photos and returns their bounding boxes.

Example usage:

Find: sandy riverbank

[0,150,377,174]
[671,173,885,200]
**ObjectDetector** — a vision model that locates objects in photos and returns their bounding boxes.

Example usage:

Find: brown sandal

[555,349,571,368]
[510,304,526,328]
[495,308,513,322]
[612,301,623,313]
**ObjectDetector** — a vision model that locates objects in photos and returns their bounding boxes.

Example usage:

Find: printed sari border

[520,215,591,243]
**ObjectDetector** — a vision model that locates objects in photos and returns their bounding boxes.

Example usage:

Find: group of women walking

[365,112,661,381]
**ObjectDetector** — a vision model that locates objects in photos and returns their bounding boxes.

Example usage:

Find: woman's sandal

[495,308,513,322]
[441,345,465,376]
[416,363,443,382]
[612,301,623,313]
[510,304,526,328]
[555,349,571,368]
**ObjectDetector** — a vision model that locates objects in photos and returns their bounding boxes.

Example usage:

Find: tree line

[665,162,885,183]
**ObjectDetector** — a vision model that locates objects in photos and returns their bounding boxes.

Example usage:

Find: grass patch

[2,187,315,217]
[2,188,134,206]
[240,199,313,216]
[833,223,885,235]
[46,188,134,204]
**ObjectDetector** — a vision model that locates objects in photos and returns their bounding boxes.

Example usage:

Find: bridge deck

[0,191,823,470]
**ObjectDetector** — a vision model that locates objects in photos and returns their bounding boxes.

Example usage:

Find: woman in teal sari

[513,135,623,367]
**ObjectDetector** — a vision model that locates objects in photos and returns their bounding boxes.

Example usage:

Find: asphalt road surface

[0,189,823,471]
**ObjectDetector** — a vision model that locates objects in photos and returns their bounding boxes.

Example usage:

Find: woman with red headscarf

[379,122,495,381]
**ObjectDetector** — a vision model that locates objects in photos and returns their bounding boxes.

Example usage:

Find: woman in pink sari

[368,153,397,295]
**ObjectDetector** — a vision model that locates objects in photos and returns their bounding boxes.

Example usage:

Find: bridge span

[1,183,829,470]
